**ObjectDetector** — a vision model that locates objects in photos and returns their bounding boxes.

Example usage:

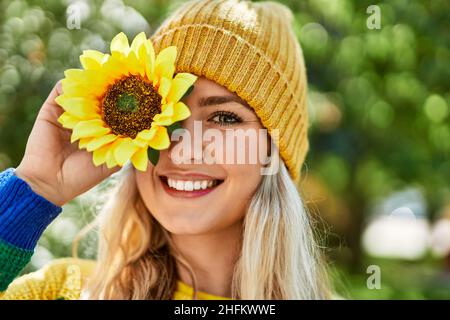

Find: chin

[153,211,218,236]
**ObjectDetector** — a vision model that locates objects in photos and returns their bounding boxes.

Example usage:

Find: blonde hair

[74,160,331,300]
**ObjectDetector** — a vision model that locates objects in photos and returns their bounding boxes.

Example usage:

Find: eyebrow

[198,95,252,110]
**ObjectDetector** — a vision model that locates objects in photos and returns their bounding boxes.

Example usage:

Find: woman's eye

[208,111,243,126]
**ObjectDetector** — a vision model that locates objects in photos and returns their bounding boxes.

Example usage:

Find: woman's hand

[15,81,120,206]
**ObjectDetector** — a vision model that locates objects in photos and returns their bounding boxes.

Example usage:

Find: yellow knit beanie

[149,0,309,184]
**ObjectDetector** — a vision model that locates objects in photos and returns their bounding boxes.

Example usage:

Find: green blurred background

[0,0,449,299]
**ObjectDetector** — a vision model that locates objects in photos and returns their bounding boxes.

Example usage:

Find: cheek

[135,168,157,209]
[222,130,266,212]
[222,162,262,214]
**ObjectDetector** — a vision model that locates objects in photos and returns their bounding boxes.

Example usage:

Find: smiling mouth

[159,176,224,192]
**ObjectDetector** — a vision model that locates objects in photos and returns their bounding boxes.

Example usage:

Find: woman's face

[135,76,269,235]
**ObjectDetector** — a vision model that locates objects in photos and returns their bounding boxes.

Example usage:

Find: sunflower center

[102,75,161,139]
[117,93,138,113]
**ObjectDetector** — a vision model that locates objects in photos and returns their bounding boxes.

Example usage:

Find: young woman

[0,0,331,299]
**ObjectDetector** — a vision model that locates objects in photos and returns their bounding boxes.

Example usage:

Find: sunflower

[56,32,197,171]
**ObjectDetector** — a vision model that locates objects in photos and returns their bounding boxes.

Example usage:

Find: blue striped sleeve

[0,168,62,250]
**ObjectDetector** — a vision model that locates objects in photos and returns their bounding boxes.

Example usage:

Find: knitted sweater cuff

[0,168,62,250]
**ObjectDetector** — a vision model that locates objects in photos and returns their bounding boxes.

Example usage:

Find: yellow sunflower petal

[130,128,156,148]
[130,32,147,55]
[152,102,176,126]
[93,144,110,166]
[64,68,107,84]
[64,68,84,80]
[172,101,191,122]
[86,134,117,152]
[57,112,82,129]
[152,114,174,127]
[80,56,101,70]
[172,72,198,83]
[166,73,197,103]
[159,101,174,116]
[80,50,107,70]
[155,46,177,67]
[153,46,177,87]
[132,138,149,148]
[135,128,157,141]
[106,153,117,168]
[114,137,139,166]
[78,138,93,149]
[82,49,106,63]
[63,69,109,96]
[158,77,171,103]
[71,119,110,143]
[61,80,91,98]
[101,54,128,81]
[148,126,170,150]
[110,32,130,56]
[106,140,122,168]
[154,62,175,89]
[126,51,143,77]
[153,102,190,126]
[143,40,156,82]
[55,96,101,120]
[131,147,149,171]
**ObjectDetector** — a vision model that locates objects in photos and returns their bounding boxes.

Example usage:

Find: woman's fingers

[38,80,65,124]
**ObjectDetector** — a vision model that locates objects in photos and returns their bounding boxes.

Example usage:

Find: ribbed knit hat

[149,0,309,184]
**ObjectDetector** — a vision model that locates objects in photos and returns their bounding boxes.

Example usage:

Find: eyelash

[207,111,243,126]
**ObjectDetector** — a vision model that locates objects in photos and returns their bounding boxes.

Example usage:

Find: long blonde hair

[75,161,331,299]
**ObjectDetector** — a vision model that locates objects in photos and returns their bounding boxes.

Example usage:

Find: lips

[159,174,225,198]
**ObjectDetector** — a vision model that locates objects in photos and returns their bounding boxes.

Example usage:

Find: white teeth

[166,178,220,191]
[185,181,193,191]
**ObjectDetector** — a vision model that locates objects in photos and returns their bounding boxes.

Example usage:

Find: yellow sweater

[0,258,231,300]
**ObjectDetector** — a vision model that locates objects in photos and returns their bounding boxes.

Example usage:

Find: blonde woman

[0,0,330,299]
